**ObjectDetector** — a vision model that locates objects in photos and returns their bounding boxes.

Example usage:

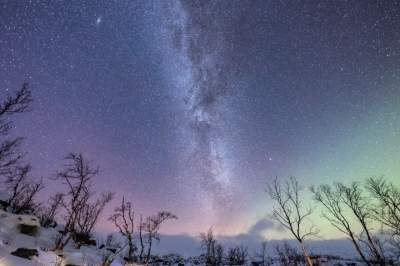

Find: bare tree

[312,183,368,264]
[198,227,224,266]
[340,182,386,265]
[142,211,177,263]
[267,177,317,266]
[74,191,113,248]
[0,84,32,177]
[366,177,400,259]
[53,153,95,250]
[225,245,248,266]
[5,165,30,208]
[40,193,64,228]
[5,164,43,214]
[275,242,303,266]
[138,214,145,261]
[109,197,136,263]
[312,182,386,265]
[0,84,35,212]
[53,153,112,250]
[13,179,43,214]
[215,243,224,266]
[200,227,218,265]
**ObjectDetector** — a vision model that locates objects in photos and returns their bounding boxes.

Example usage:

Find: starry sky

[1,0,400,244]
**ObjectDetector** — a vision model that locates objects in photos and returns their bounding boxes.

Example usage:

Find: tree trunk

[348,233,371,266]
[127,239,133,263]
[146,238,152,264]
[363,226,385,265]
[139,215,144,262]
[300,242,313,266]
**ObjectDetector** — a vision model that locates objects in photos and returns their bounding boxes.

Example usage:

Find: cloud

[154,233,359,259]
[153,218,358,259]
[247,217,283,236]
[153,234,201,257]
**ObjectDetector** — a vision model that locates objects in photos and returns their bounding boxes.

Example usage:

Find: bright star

[96,16,102,26]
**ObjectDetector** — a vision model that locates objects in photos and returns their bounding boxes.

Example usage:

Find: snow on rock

[61,252,85,266]
[0,209,40,235]
[0,209,104,266]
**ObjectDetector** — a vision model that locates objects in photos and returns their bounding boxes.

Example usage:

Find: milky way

[162,1,240,228]
[1,1,400,241]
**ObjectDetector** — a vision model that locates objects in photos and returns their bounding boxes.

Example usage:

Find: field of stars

[1,0,400,249]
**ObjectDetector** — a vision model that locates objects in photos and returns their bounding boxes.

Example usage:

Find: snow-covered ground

[0,209,128,266]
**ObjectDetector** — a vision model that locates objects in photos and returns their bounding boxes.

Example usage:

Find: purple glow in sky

[1,1,400,246]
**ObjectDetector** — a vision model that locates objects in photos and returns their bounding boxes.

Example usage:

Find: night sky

[1,0,400,243]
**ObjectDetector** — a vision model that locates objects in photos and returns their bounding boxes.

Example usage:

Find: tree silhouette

[109,197,136,263]
[40,193,64,228]
[226,245,248,266]
[312,182,386,265]
[142,211,177,263]
[267,177,317,266]
[0,85,42,214]
[367,177,400,258]
[200,227,218,265]
[0,84,32,177]
[53,153,113,250]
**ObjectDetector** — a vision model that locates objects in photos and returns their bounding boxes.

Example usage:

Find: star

[1,0,400,253]
[96,16,102,26]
